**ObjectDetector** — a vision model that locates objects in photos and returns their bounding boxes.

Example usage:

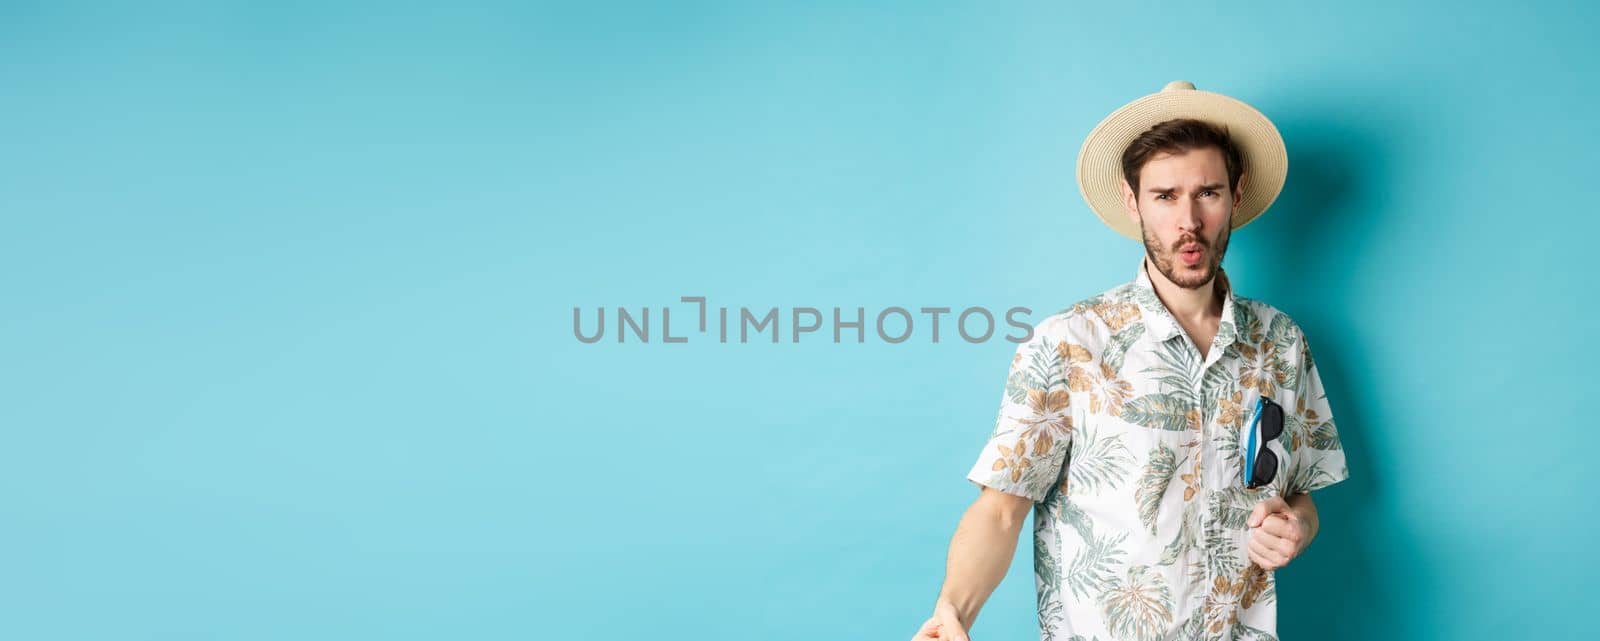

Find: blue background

[3,2,1594,639]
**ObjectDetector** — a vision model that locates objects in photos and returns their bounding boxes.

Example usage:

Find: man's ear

[1120,177,1141,226]
[1231,172,1248,214]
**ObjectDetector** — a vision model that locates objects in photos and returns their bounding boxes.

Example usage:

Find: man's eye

[1200,190,1217,197]
[1155,194,1171,200]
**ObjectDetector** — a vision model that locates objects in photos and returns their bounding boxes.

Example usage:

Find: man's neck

[1144,255,1224,327]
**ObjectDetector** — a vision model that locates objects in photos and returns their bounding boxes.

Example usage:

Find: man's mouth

[1178,243,1204,264]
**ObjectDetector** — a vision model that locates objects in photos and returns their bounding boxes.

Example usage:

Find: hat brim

[1076,86,1287,241]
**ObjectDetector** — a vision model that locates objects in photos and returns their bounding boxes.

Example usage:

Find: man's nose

[1177,197,1201,232]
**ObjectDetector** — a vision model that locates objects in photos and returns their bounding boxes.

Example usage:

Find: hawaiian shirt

[965,258,1350,641]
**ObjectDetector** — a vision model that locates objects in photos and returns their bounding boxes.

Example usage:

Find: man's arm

[918,486,1032,640]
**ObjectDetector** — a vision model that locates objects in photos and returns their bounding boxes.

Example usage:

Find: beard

[1141,217,1230,290]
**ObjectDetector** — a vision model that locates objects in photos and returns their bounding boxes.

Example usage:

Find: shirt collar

[1130,257,1244,353]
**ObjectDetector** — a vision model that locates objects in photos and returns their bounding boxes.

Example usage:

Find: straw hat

[1075,80,1288,241]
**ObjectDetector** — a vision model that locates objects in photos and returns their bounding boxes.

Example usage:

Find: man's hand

[910,600,970,641]
[1247,494,1311,571]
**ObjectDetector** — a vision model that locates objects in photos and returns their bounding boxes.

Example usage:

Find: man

[911,81,1349,641]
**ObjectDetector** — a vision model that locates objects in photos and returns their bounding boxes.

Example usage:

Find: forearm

[935,500,1026,630]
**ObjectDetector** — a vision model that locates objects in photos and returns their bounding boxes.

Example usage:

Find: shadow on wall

[1233,94,1427,641]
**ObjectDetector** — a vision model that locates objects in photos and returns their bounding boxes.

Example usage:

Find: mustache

[1173,235,1208,251]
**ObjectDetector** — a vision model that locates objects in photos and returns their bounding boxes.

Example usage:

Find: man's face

[1119,147,1246,290]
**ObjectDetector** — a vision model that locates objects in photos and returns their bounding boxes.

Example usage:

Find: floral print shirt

[965,259,1350,641]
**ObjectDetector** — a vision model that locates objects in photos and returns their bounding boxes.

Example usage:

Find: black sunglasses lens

[1251,449,1278,488]
[1260,399,1284,441]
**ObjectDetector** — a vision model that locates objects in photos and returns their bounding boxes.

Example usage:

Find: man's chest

[1060,334,1265,496]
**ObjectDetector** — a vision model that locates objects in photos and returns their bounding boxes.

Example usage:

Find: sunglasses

[1243,396,1285,489]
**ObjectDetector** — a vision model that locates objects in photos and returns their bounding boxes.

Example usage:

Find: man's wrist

[935,597,975,629]
[1287,493,1318,552]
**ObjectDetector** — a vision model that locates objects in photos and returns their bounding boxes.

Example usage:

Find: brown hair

[1120,118,1244,196]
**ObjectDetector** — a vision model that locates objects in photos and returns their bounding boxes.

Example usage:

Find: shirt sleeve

[964,327,1074,503]
[1285,331,1351,494]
